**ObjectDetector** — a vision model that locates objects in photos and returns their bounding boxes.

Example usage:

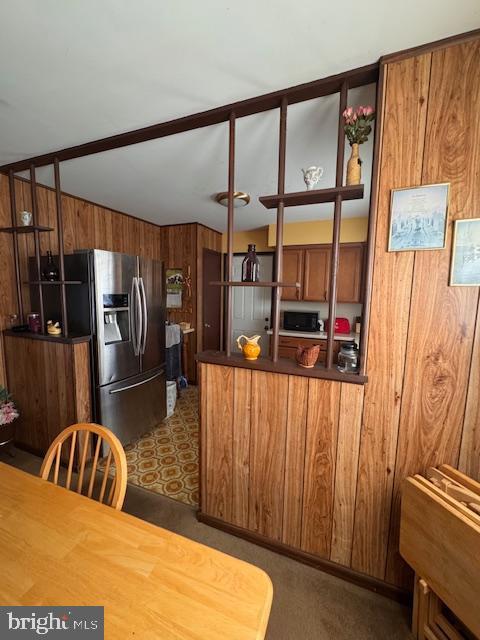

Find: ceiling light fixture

[215,191,250,208]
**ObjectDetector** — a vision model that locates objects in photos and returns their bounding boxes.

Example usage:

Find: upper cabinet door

[303,247,330,301]
[281,249,304,300]
[337,244,364,303]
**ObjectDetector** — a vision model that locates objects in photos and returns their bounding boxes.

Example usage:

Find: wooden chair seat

[40,423,127,510]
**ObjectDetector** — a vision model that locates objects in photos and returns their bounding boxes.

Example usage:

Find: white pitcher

[301,166,323,191]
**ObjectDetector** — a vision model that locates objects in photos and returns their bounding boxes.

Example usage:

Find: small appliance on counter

[283,310,322,332]
[337,342,359,373]
[324,317,351,335]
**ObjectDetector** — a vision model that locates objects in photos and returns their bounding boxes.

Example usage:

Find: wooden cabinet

[303,248,330,301]
[337,244,364,303]
[282,243,364,304]
[282,249,304,300]
[274,335,341,365]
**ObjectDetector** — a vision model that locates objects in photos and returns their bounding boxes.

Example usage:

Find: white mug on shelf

[20,210,33,226]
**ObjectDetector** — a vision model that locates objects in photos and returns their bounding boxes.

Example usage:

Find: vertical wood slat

[351,54,431,580]
[232,368,251,528]
[66,430,77,490]
[301,379,341,558]
[326,82,348,369]
[99,450,112,503]
[53,442,62,484]
[53,158,68,336]
[87,435,103,498]
[7,170,24,322]
[225,113,235,356]
[204,365,234,521]
[458,297,480,479]
[29,165,44,332]
[282,375,308,548]
[271,97,288,363]
[330,383,364,566]
[248,371,288,540]
[358,63,387,375]
[385,40,480,587]
[76,431,90,493]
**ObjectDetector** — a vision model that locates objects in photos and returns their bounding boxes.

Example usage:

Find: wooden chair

[40,423,127,510]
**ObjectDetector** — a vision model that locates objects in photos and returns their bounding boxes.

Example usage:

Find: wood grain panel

[301,379,341,558]
[203,364,234,521]
[232,367,251,528]
[386,41,480,586]
[330,383,364,566]
[282,375,308,548]
[351,54,432,579]
[4,335,80,454]
[72,341,92,423]
[458,300,480,480]
[248,371,288,540]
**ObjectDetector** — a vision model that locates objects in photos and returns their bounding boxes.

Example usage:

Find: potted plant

[0,385,19,452]
[342,105,375,185]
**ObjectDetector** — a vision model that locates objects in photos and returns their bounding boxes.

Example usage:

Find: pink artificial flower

[363,105,374,116]
[356,105,365,116]
[0,401,19,425]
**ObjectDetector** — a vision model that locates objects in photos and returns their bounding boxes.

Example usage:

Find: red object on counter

[324,317,351,334]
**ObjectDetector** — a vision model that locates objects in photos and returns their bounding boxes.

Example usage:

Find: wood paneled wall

[0,177,221,386]
[200,36,480,590]
[4,335,91,455]
[157,223,222,382]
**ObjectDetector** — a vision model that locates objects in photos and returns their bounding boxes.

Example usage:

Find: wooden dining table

[0,463,273,639]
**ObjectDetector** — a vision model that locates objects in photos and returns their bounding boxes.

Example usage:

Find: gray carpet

[1,447,412,640]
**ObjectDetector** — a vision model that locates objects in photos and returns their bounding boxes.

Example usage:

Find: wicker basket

[295,344,320,368]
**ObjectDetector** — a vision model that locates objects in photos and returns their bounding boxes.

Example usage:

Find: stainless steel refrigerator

[41,249,167,445]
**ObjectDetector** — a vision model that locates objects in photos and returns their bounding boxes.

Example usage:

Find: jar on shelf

[242,244,260,282]
[337,341,359,373]
[28,313,41,334]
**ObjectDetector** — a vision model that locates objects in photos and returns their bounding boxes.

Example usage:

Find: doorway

[231,254,273,355]
[202,248,222,351]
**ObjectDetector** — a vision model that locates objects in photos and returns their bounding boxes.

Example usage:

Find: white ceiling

[1,1,479,231]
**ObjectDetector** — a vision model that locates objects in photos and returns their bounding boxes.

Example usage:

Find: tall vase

[346,143,361,186]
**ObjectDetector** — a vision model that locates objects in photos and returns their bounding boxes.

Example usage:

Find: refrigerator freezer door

[93,250,141,385]
[98,367,166,445]
[139,258,166,372]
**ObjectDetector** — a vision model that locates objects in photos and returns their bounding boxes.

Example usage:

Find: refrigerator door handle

[139,277,148,355]
[131,277,142,356]
[135,277,143,356]
[109,370,164,394]
[130,277,138,356]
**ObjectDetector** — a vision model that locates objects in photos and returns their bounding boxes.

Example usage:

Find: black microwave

[283,310,319,332]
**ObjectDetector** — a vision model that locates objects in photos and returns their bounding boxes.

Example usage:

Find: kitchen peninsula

[197,32,480,601]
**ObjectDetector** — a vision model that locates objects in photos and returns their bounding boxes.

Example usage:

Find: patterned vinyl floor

[101,386,199,506]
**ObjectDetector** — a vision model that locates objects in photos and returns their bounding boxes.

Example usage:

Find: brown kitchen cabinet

[282,243,364,304]
[282,249,304,300]
[303,247,330,301]
[273,335,342,365]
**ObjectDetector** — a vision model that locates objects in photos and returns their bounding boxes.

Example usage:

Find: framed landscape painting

[388,183,449,251]
[450,218,480,286]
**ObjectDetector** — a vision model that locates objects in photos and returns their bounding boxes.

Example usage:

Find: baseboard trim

[197,511,411,605]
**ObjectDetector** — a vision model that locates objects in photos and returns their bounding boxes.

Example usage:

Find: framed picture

[450,218,480,286]
[388,183,449,252]
[166,268,184,308]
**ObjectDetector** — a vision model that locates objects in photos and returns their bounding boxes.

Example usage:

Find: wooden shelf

[0,225,54,234]
[210,281,300,288]
[259,185,364,209]
[25,280,84,286]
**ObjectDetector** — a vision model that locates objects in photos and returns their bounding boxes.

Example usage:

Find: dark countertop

[196,351,367,385]
[4,329,91,345]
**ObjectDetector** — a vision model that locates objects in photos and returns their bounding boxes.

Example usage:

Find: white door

[231,254,273,356]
